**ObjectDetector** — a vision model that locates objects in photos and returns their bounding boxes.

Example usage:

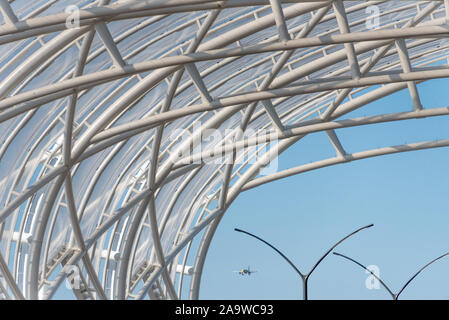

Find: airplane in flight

[233,266,257,276]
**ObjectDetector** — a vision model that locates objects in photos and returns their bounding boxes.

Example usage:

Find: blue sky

[199,78,449,300]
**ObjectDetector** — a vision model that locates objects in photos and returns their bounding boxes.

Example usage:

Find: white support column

[95,22,126,68]
[0,252,24,300]
[325,129,346,158]
[185,63,213,103]
[269,0,290,41]
[333,0,361,79]
[395,38,422,110]
[64,175,107,300]
[0,0,18,24]
[261,99,285,132]
[0,166,66,225]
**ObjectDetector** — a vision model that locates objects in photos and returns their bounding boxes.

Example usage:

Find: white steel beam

[1,22,447,114]
[114,9,221,300]
[0,0,18,24]
[395,39,423,110]
[185,63,213,103]
[0,166,66,224]
[63,175,107,300]
[0,253,24,300]
[325,129,346,157]
[0,1,327,47]
[333,0,361,79]
[260,99,285,132]
[175,106,449,167]
[269,0,291,41]
[243,139,449,191]
[95,22,126,68]
[84,66,449,145]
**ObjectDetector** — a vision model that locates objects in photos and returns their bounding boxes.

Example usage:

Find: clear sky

[199,78,449,300]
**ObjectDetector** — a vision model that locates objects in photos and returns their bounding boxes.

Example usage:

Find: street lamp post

[333,251,449,300]
[234,224,373,300]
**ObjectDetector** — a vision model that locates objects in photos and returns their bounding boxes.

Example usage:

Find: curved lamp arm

[235,224,373,300]
[333,251,395,299]
[234,223,374,279]
[396,251,449,299]
[334,251,449,300]
[307,224,374,277]
[234,228,304,278]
